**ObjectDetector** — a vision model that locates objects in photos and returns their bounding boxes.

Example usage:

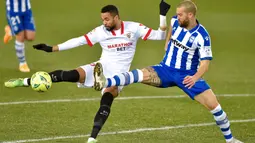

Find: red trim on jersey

[143,28,152,41]
[111,31,116,36]
[121,21,124,34]
[111,21,124,36]
[84,34,93,47]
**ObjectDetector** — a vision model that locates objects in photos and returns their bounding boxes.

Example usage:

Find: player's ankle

[23,78,31,86]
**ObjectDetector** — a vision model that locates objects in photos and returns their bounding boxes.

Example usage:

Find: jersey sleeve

[136,23,153,41]
[136,23,166,41]
[197,35,213,60]
[84,26,104,47]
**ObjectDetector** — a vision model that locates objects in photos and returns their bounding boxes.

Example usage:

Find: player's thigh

[24,30,35,41]
[141,66,162,87]
[6,12,24,36]
[23,10,35,40]
[194,89,219,110]
[176,75,211,100]
[143,65,176,88]
[77,63,94,87]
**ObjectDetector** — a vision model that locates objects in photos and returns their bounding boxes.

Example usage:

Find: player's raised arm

[138,0,171,41]
[33,26,104,52]
[164,21,172,51]
[164,15,179,51]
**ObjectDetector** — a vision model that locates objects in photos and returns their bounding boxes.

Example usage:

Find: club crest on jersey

[125,33,131,39]
[189,36,195,43]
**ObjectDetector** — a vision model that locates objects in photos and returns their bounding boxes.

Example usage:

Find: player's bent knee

[25,31,35,41]
[15,31,25,42]
[103,86,119,98]
[76,68,86,83]
[195,89,219,110]
[25,36,35,41]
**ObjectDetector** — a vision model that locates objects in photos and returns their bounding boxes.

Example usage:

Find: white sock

[23,78,29,86]
[15,40,26,64]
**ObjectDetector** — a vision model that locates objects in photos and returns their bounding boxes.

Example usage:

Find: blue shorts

[152,64,210,100]
[6,10,36,35]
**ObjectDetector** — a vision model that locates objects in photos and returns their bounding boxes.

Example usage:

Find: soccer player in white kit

[4,1,171,143]
[93,1,243,143]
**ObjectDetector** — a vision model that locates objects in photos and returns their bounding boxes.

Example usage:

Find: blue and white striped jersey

[161,16,212,71]
[6,0,31,13]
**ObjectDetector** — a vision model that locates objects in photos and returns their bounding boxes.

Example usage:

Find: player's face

[101,12,118,31]
[176,7,190,28]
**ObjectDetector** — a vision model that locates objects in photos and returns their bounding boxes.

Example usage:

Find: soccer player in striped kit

[93,1,243,143]
[4,0,36,72]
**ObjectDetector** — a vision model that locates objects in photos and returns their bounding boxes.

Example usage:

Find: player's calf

[89,92,114,140]
[210,104,234,142]
[44,70,81,83]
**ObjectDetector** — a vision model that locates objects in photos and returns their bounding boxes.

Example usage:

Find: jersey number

[11,16,21,26]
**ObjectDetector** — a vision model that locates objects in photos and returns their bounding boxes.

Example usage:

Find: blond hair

[177,0,197,15]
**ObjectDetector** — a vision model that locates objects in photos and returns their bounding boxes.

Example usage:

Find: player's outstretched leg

[194,89,243,143]
[4,69,82,88]
[93,62,144,91]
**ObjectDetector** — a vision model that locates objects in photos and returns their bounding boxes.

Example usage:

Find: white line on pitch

[2,118,255,143]
[0,94,254,106]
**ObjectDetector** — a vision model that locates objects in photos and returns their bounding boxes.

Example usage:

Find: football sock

[23,70,80,86]
[90,92,114,138]
[210,104,233,142]
[105,69,143,87]
[15,40,26,64]
[48,70,80,82]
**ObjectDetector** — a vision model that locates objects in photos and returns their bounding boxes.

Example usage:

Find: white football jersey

[84,21,156,71]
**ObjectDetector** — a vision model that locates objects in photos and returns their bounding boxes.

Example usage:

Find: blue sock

[105,69,143,87]
[211,104,233,142]
[15,40,26,64]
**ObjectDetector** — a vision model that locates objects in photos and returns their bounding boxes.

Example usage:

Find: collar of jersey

[111,21,124,36]
[188,20,200,33]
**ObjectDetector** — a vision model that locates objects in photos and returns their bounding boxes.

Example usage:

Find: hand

[183,76,198,89]
[160,0,171,16]
[33,44,53,52]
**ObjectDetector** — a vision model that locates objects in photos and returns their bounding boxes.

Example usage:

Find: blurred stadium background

[0,0,255,142]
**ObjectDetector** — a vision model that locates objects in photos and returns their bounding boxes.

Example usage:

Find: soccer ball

[31,71,52,92]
